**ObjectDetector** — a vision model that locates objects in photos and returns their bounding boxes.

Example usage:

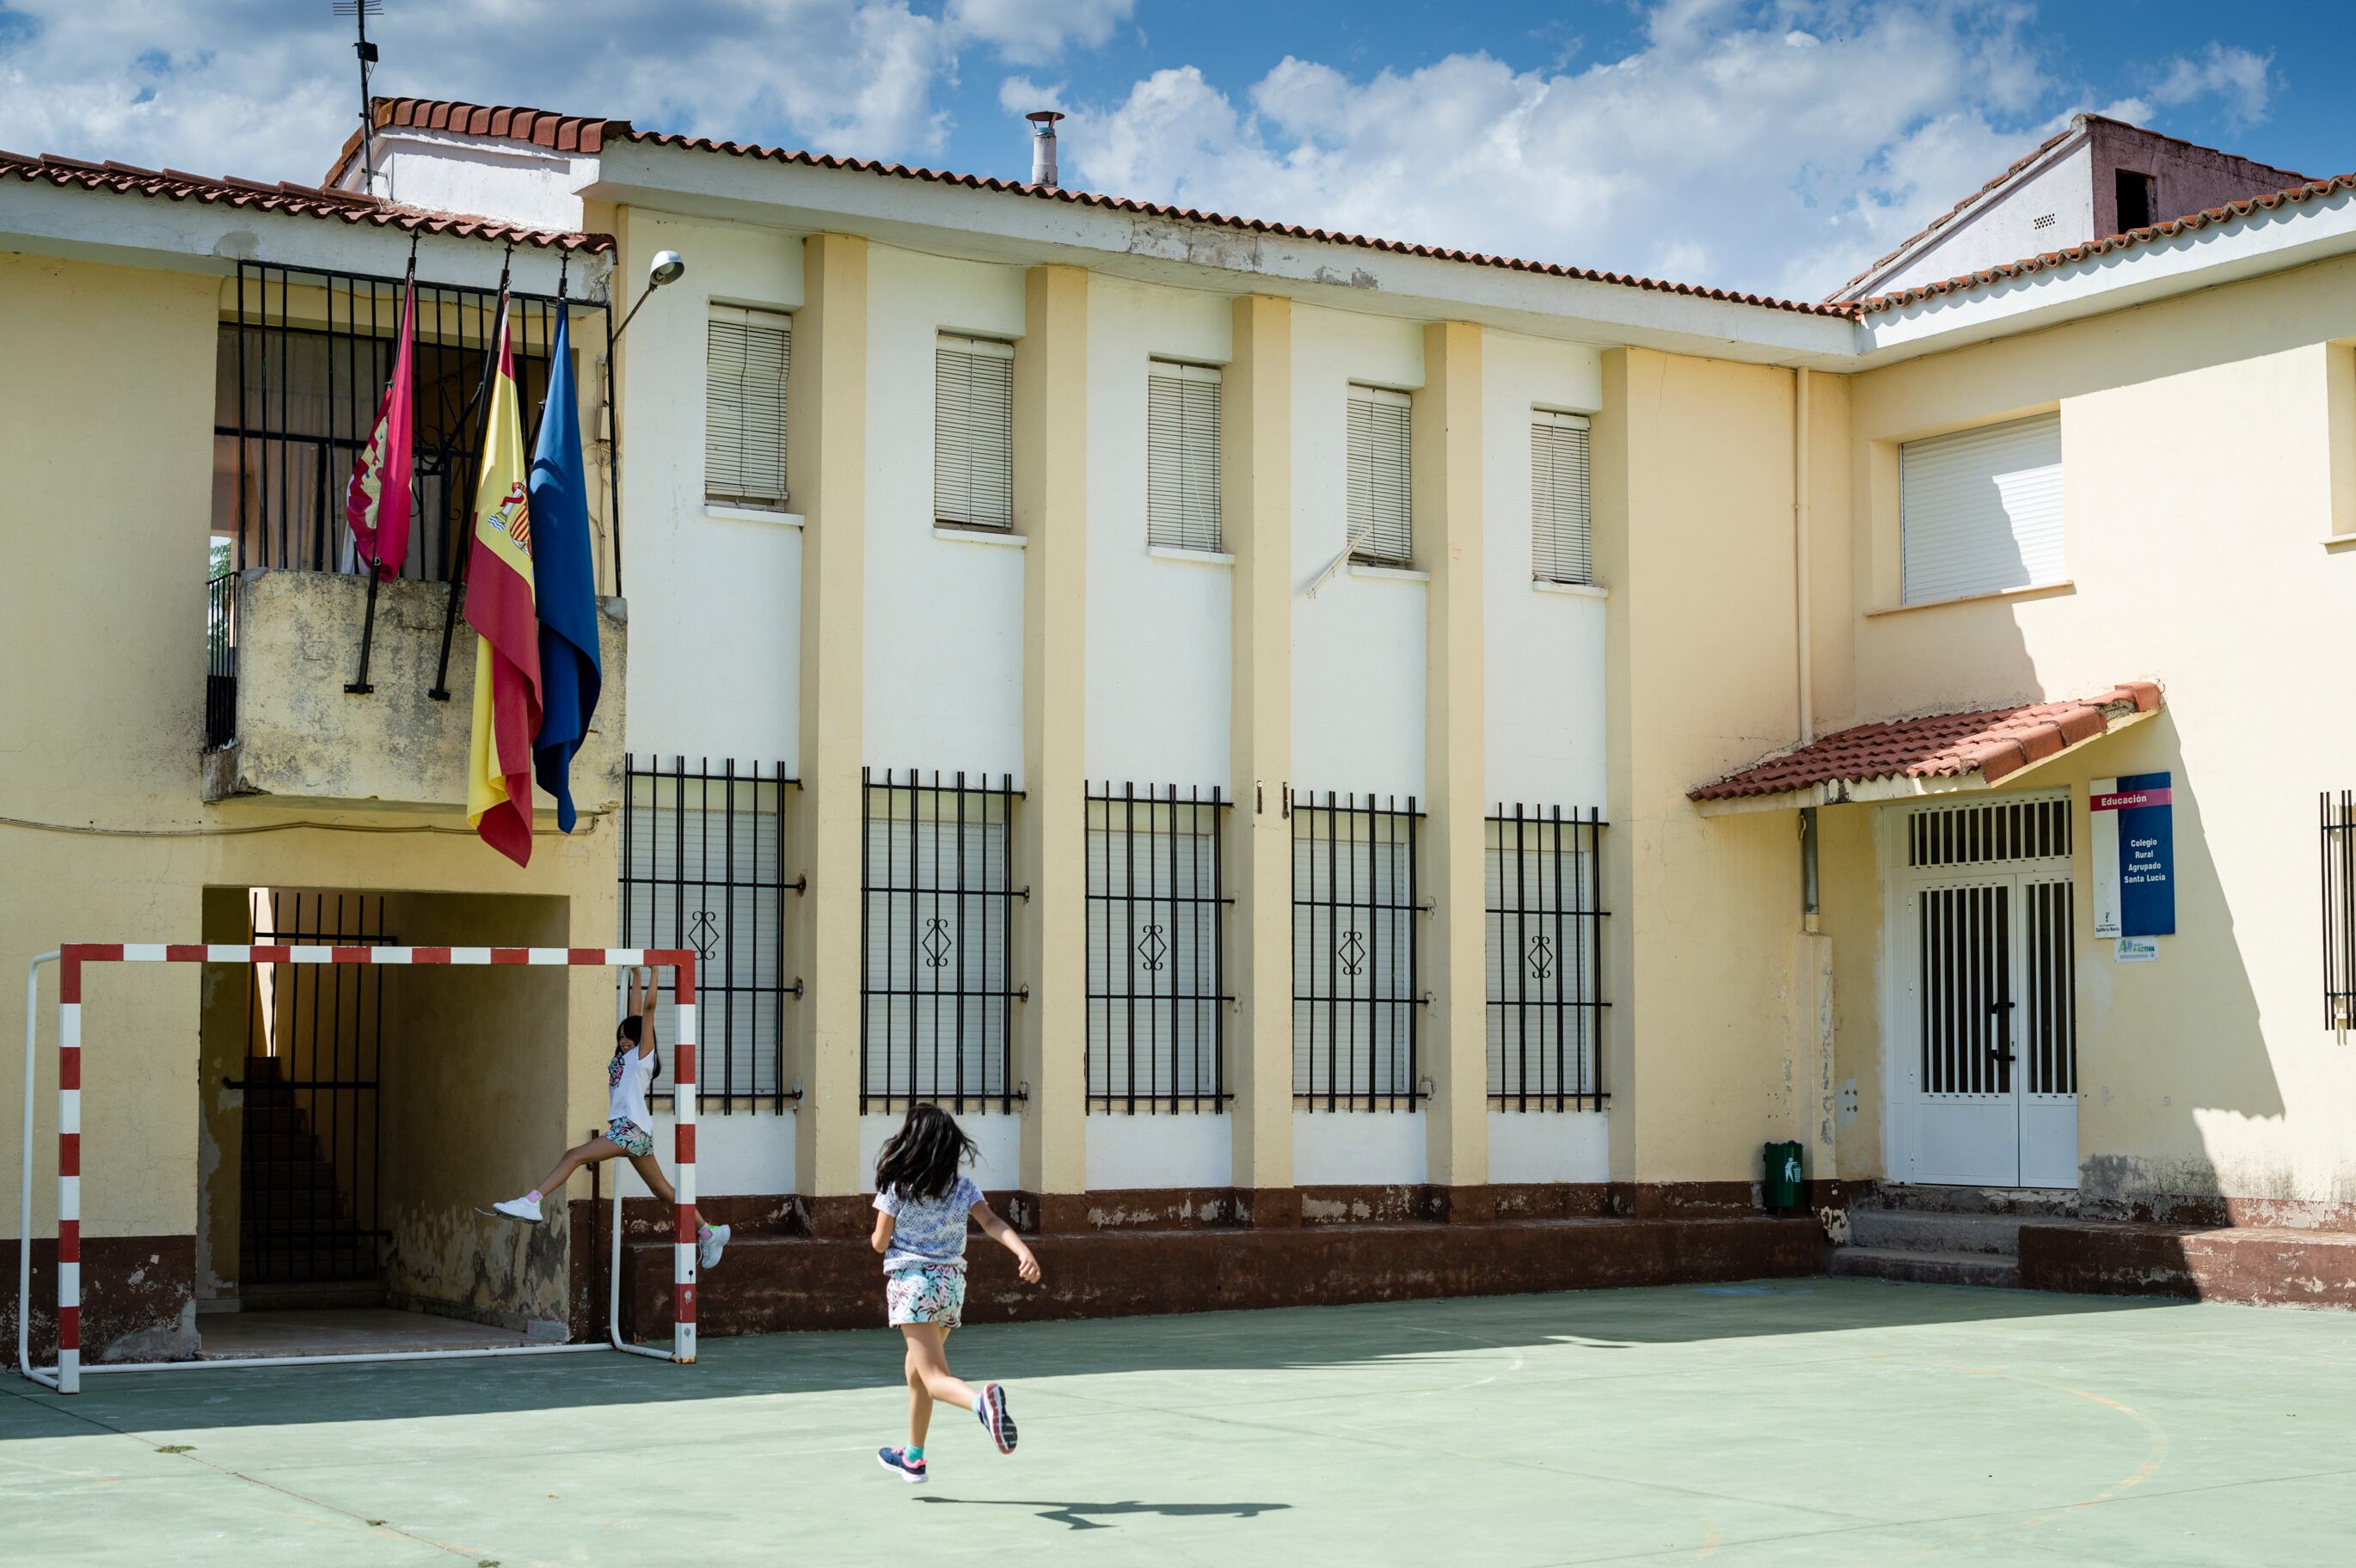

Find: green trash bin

[1763,1140,1804,1212]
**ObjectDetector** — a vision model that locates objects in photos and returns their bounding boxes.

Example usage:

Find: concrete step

[1857,1185,2078,1219]
[1847,1210,2023,1257]
[1829,1246,2020,1289]
[236,1279,387,1312]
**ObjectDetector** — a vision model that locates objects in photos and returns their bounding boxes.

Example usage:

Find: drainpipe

[1795,367,1819,934]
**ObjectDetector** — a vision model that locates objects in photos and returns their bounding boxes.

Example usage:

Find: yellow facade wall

[1823,254,2356,1214]
[1,249,620,1326]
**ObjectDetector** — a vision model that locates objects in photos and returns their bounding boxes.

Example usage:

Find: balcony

[203,569,626,812]
[203,259,624,813]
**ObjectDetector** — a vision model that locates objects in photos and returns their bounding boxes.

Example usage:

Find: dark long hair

[616,1011,660,1086]
[874,1104,976,1202]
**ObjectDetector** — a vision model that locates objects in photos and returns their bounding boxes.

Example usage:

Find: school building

[5,101,2353,1365]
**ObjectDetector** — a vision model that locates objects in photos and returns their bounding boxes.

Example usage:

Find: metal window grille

[1085,783,1231,1112]
[1907,796,2071,868]
[206,566,238,752]
[705,308,790,507]
[1531,410,1593,585]
[2325,793,2356,1033]
[1292,791,1422,1110]
[215,260,599,581]
[1346,385,1412,567]
[618,756,802,1112]
[862,769,1023,1112]
[934,336,1015,530]
[1146,361,1223,552]
[1486,806,1608,1109]
[236,891,390,1286]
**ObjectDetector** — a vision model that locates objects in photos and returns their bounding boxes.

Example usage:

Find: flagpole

[347,243,417,695]
[430,248,513,702]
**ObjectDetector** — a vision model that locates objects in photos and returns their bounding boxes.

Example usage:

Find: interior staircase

[1831,1186,2079,1289]
[239,1055,385,1310]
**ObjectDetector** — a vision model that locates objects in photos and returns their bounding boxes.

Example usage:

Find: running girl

[491,966,729,1272]
[870,1103,1040,1484]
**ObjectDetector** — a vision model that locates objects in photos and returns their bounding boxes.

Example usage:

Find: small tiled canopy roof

[1691,683,2161,803]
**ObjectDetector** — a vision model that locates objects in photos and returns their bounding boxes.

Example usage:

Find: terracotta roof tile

[325,98,611,186]
[1690,683,2161,802]
[341,97,1853,318]
[1853,173,2356,314]
[1,148,611,253]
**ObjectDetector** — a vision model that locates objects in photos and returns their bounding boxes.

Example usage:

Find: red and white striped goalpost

[15,944,701,1395]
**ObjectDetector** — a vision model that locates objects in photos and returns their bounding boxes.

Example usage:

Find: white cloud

[2145,42,2271,126]
[0,0,960,185]
[949,0,1132,67]
[1058,3,2281,297]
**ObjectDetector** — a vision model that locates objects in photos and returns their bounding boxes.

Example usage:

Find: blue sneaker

[876,1446,928,1484]
[977,1383,1017,1455]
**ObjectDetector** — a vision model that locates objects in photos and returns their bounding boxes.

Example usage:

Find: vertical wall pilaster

[790,233,868,1225]
[1415,321,1489,1211]
[1227,294,1298,1223]
[1015,265,1090,1222]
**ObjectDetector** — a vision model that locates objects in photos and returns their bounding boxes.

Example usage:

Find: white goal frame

[15,943,702,1394]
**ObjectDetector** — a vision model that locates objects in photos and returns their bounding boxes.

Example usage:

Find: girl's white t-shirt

[607,1047,656,1136]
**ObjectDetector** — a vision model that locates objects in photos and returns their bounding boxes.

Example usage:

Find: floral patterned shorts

[886,1265,966,1328]
[598,1118,654,1159]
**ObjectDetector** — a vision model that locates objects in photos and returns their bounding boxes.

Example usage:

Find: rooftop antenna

[332,0,385,193]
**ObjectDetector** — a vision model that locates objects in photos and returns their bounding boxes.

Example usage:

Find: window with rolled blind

[704,308,790,507]
[1346,384,1412,566]
[935,334,1015,530]
[1146,360,1223,552]
[1899,413,2065,606]
[1531,409,1592,585]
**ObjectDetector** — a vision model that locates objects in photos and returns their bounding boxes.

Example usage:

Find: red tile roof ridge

[1855,171,2356,314]
[0,149,614,253]
[1690,682,2160,802]
[1829,113,2310,302]
[333,95,1856,317]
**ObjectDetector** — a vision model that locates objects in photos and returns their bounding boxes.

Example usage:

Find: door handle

[1989,997,2015,1063]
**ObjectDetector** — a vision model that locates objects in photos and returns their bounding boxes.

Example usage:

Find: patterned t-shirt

[874,1174,984,1274]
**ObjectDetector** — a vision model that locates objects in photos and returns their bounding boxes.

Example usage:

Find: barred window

[1293,792,1421,1109]
[1086,784,1230,1112]
[618,756,799,1112]
[935,335,1015,530]
[1146,360,1222,552]
[1531,409,1592,585]
[862,769,1019,1112]
[705,307,791,507]
[2324,792,2355,1033]
[1486,807,1607,1109]
[1346,385,1412,567]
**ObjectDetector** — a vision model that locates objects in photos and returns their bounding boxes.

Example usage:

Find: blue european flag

[530,309,602,832]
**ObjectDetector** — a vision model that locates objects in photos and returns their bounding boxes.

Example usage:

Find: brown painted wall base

[2019,1222,2356,1310]
[0,1235,196,1364]
[616,1214,1827,1340]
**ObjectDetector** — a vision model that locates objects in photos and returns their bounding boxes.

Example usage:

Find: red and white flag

[345,266,416,578]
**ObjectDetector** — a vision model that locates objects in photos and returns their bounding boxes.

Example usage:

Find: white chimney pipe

[1028,110,1066,187]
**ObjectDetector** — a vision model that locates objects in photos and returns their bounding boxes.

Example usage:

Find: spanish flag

[463,306,543,867]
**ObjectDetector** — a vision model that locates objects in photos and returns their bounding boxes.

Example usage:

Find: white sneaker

[699,1223,731,1271]
[492,1193,543,1223]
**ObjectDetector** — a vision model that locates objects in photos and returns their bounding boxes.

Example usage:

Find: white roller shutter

[705,308,790,507]
[1900,413,2065,605]
[1346,384,1412,566]
[935,334,1015,530]
[1531,409,1592,585]
[1146,360,1223,552]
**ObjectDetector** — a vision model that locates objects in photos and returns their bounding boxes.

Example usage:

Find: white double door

[1897,858,2080,1189]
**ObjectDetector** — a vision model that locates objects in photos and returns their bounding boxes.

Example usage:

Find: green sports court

[5,1278,2349,1566]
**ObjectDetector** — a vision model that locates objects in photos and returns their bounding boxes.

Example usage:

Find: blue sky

[2,2,2347,297]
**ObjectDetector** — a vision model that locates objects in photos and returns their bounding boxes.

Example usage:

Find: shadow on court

[0,1279,2193,1440]
[913,1496,1290,1531]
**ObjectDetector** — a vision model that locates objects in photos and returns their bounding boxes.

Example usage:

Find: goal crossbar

[15,944,702,1394]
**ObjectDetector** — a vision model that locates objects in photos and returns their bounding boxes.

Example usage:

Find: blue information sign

[2091,771,2174,939]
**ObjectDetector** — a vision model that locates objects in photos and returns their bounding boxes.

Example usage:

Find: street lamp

[612,249,686,343]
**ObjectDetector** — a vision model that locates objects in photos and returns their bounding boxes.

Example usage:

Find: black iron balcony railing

[206,259,617,750]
